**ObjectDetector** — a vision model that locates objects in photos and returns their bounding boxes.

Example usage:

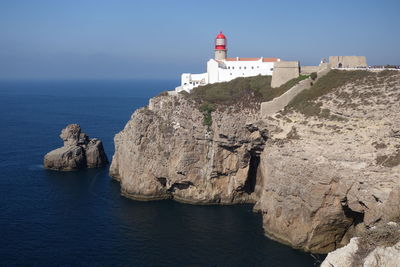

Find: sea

[0,80,321,266]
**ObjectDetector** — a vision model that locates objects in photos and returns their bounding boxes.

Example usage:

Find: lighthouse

[214,32,227,60]
[174,31,281,93]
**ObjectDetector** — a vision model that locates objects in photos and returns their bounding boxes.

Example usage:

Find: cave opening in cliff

[243,150,260,194]
[342,202,365,226]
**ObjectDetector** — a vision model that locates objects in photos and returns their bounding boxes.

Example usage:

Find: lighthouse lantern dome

[214,31,227,60]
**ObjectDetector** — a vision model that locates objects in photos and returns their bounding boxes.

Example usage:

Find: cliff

[110,94,267,204]
[110,70,400,255]
[256,70,400,253]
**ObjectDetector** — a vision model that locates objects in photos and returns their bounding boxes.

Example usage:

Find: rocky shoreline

[110,70,400,259]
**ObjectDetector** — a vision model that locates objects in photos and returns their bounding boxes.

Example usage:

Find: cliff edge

[257,70,400,253]
[110,70,400,256]
[110,93,267,204]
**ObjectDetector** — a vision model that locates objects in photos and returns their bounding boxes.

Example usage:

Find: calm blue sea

[0,80,320,266]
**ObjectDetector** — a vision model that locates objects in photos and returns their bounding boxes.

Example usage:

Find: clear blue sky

[0,0,399,79]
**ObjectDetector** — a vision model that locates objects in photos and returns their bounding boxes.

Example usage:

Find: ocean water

[0,80,320,266]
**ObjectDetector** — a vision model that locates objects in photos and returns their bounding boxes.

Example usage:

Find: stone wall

[261,78,312,117]
[300,66,319,75]
[271,61,300,88]
[260,66,331,117]
[329,56,367,68]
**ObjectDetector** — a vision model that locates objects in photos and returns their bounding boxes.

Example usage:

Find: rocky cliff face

[256,71,400,253]
[110,95,267,204]
[44,124,108,171]
[110,70,400,255]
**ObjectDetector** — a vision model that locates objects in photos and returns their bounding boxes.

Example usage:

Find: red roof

[216,31,226,39]
[262,58,279,62]
[225,57,279,62]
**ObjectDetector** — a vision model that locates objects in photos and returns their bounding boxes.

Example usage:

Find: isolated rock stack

[44,124,108,171]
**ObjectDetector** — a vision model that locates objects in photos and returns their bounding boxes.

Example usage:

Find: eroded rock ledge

[321,222,400,267]
[44,124,108,171]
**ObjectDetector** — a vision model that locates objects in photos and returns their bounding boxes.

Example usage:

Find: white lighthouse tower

[214,32,227,60]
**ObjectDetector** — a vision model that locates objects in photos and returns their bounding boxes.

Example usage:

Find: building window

[244,67,246,69]
[232,67,235,70]
[228,66,230,69]
[257,66,259,68]
[270,68,273,71]
[252,66,254,69]
[230,73,232,75]
[239,67,241,69]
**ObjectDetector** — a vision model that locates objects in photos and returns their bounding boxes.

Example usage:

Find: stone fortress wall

[271,61,300,88]
[264,56,368,116]
[261,78,312,116]
[329,56,367,68]
[261,66,331,117]
[300,65,320,75]
[272,61,330,87]
[260,55,398,118]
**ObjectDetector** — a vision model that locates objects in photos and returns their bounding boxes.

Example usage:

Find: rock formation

[110,70,400,255]
[110,95,267,203]
[256,70,400,253]
[44,124,108,171]
[321,223,400,267]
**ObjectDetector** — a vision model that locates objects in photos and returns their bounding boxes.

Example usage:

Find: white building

[175,32,280,93]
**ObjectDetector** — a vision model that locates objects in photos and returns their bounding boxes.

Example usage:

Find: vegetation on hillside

[285,70,380,119]
[310,72,317,81]
[181,74,309,128]
[199,103,215,127]
[186,74,309,106]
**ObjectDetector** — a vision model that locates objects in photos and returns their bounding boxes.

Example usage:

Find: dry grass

[353,223,400,265]
[284,70,399,120]
[286,70,375,117]
[187,74,309,106]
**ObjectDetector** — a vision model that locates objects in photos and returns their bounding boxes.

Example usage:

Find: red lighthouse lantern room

[214,31,227,60]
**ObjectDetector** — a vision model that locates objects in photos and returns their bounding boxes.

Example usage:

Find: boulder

[44,124,108,171]
[321,223,400,267]
[86,138,108,168]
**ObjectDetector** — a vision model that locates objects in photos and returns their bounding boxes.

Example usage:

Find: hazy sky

[0,0,399,79]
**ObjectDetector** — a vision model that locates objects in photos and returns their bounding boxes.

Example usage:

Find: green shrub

[158,91,169,97]
[199,103,215,127]
[310,72,317,80]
